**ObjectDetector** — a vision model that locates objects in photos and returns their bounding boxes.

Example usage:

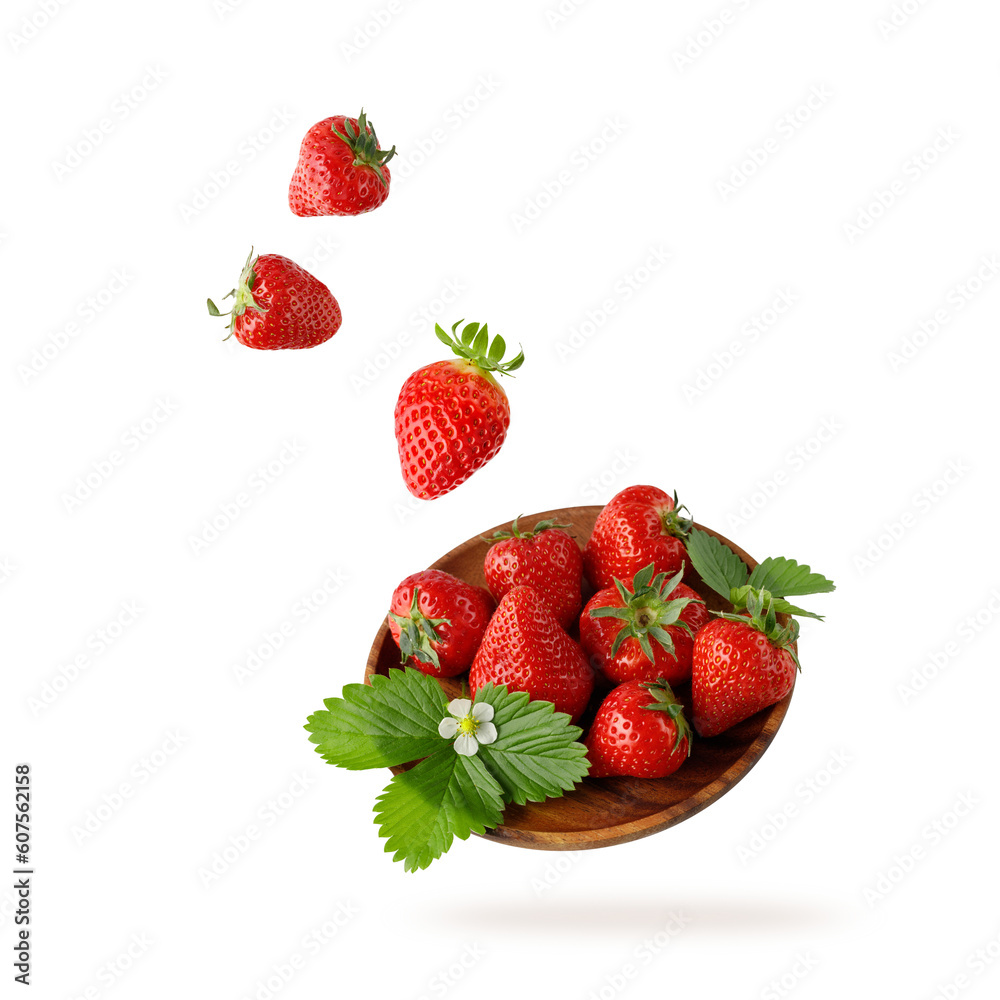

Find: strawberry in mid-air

[483,517,583,629]
[288,109,396,217]
[388,569,494,678]
[584,486,692,591]
[585,678,692,778]
[207,250,342,350]
[469,585,593,722]
[395,320,524,500]
[691,590,800,737]
[579,563,709,685]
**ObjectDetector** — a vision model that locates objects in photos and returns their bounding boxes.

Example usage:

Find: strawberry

[394,320,524,500]
[585,678,692,778]
[207,250,342,350]
[388,569,494,678]
[288,109,396,217]
[691,590,800,737]
[583,486,693,591]
[482,517,583,629]
[469,585,593,722]
[579,563,709,685]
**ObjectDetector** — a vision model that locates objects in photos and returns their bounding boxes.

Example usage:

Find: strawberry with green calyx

[692,589,803,737]
[394,320,525,500]
[288,109,397,217]
[583,486,694,591]
[580,562,709,685]
[207,250,342,350]
[585,677,692,779]
[483,516,583,629]
[387,569,494,678]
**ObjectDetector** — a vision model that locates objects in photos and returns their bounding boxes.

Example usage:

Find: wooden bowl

[364,505,792,852]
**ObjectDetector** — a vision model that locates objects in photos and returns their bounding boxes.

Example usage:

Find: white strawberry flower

[437,698,497,756]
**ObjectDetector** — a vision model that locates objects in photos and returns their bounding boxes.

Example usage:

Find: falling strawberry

[585,678,692,779]
[691,590,802,737]
[482,517,583,629]
[394,320,524,500]
[579,563,709,685]
[207,250,342,350]
[469,585,593,723]
[387,570,494,678]
[584,486,693,591]
[288,109,396,217]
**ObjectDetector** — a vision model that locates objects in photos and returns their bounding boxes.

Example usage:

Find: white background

[5,0,1000,997]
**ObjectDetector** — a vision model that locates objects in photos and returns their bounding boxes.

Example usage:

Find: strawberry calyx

[715,589,802,670]
[207,249,267,340]
[434,320,525,377]
[483,515,571,542]
[729,583,825,621]
[388,587,451,670]
[639,678,693,756]
[331,108,397,187]
[589,562,702,664]
[659,491,693,540]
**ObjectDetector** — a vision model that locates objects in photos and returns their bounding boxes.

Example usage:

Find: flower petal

[454,733,479,756]
[447,698,472,719]
[438,717,459,739]
[475,722,497,745]
[471,702,495,724]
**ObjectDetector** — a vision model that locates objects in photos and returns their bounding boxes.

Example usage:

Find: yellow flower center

[458,715,478,735]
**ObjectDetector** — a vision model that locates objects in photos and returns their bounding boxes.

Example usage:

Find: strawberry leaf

[747,557,836,598]
[471,683,590,806]
[306,670,590,870]
[304,667,447,769]
[685,528,749,600]
[374,750,504,872]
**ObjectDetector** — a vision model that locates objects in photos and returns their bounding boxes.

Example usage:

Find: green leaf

[488,334,506,362]
[434,323,453,348]
[473,684,589,806]
[304,667,447,769]
[747,557,836,598]
[374,750,505,872]
[686,527,749,599]
[770,598,825,620]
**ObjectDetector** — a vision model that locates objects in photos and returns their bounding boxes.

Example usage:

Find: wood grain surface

[364,506,792,852]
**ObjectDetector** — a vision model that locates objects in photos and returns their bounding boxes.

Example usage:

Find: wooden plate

[364,505,792,852]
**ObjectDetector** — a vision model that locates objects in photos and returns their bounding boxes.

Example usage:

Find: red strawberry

[469,585,593,722]
[288,109,396,217]
[483,517,583,629]
[585,678,692,778]
[388,569,494,678]
[691,591,800,737]
[583,486,692,591]
[207,250,342,350]
[580,563,709,685]
[394,320,524,500]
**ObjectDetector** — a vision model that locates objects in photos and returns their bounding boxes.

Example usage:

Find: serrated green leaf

[304,667,448,769]
[747,557,836,598]
[374,750,504,872]
[686,527,749,599]
[473,684,589,806]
